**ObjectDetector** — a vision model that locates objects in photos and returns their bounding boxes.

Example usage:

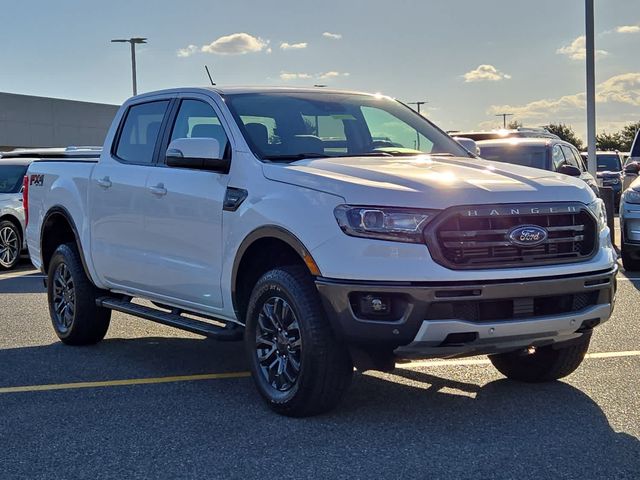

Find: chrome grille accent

[426,203,598,269]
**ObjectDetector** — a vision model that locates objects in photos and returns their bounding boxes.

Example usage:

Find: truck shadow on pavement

[1,336,638,479]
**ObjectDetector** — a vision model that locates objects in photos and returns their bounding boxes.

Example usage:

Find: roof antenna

[205,65,216,86]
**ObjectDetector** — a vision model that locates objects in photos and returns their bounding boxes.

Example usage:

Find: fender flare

[230,225,317,313]
[40,205,91,277]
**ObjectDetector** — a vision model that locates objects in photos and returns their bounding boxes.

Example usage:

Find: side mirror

[453,137,480,156]
[624,162,640,175]
[557,164,581,177]
[165,137,229,172]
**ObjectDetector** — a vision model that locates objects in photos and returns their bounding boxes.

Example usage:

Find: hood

[262,155,596,208]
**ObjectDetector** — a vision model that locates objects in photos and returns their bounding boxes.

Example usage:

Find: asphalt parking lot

[2,236,640,479]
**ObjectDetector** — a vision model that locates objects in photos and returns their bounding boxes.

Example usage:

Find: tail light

[22,175,29,226]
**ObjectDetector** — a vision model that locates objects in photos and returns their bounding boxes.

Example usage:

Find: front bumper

[622,203,640,244]
[316,266,617,359]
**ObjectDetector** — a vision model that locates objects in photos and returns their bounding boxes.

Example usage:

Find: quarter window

[115,101,169,164]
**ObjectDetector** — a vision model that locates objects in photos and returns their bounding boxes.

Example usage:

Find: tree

[595,131,623,151]
[544,123,584,150]
[619,121,640,152]
[507,120,523,129]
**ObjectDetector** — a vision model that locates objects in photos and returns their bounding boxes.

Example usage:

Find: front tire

[245,266,353,417]
[489,334,591,383]
[48,243,111,345]
[0,220,21,270]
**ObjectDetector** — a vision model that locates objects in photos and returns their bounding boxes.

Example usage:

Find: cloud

[177,45,198,58]
[280,72,313,80]
[280,42,308,50]
[616,25,640,34]
[486,72,640,121]
[201,33,268,55]
[279,71,350,81]
[463,65,511,83]
[318,71,349,79]
[596,72,640,105]
[556,35,608,60]
[322,32,342,40]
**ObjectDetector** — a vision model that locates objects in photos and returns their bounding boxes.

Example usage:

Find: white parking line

[399,350,640,369]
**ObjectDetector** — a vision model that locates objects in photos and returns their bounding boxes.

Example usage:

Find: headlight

[587,199,607,231]
[603,177,620,185]
[623,189,640,205]
[334,205,437,243]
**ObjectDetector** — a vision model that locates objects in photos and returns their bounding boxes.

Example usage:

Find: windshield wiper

[262,153,329,162]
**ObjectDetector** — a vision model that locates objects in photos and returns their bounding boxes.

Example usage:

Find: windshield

[478,145,548,169]
[224,92,470,161]
[0,165,27,194]
[596,154,621,172]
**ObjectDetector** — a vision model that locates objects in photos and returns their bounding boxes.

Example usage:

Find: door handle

[97,177,112,189]
[149,183,167,196]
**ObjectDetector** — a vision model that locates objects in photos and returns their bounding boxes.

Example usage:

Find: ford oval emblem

[508,225,548,247]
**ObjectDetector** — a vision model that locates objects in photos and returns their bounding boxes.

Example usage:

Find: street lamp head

[110,37,147,44]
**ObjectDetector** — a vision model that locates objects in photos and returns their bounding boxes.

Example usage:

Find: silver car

[0,157,29,269]
[620,176,640,271]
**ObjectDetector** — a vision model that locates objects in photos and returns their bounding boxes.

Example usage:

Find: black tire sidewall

[47,245,77,340]
[245,276,307,407]
[46,243,110,345]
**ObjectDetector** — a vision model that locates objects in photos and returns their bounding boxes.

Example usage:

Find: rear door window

[115,100,170,164]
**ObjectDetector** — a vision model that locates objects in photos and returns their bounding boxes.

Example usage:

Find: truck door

[88,99,171,290]
[140,96,230,309]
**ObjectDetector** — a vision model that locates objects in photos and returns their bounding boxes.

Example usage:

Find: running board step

[96,297,243,341]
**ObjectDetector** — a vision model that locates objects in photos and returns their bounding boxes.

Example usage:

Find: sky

[0,0,638,140]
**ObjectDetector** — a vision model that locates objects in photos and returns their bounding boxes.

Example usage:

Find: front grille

[426,203,597,269]
[424,292,599,323]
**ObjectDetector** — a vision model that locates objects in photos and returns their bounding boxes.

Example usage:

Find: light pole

[111,37,147,96]
[495,113,514,129]
[585,0,597,177]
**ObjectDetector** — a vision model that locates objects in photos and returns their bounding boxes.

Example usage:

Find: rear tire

[0,220,21,271]
[47,243,111,345]
[245,266,353,417]
[489,334,591,383]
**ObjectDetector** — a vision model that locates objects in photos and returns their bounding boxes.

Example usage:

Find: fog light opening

[350,292,405,321]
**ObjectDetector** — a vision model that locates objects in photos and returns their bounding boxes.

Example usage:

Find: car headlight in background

[603,177,620,185]
[622,189,640,205]
[334,205,438,243]
[587,199,608,231]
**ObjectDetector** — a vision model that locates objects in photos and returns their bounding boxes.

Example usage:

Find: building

[0,92,119,151]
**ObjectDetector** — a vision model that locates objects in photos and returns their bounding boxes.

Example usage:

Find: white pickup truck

[26,87,617,416]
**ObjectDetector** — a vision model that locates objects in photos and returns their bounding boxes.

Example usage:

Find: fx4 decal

[30,174,44,186]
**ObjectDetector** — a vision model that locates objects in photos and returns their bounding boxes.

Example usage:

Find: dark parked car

[477,138,599,197]
[580,151,623,209]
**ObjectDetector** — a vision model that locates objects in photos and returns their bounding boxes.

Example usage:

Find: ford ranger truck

[25,87,617,417]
